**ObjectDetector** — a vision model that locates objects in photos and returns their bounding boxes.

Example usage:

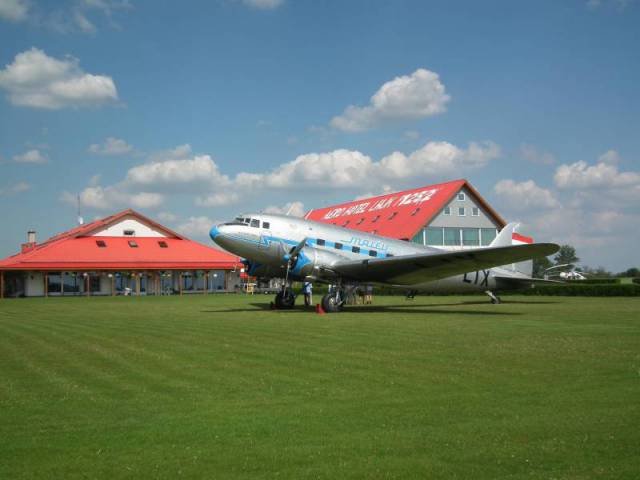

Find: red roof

[305,179,506,240]
[0,209,241,271]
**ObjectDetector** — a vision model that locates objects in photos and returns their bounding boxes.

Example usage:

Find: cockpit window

[250,219,260,228]
[263,221,270,229]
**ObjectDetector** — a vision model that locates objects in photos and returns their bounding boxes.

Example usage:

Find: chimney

[21,230,37,253]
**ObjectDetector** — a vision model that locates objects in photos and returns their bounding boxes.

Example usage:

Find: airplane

[209,213,560,312]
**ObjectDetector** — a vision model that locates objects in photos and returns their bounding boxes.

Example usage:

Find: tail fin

[489,222,519,248]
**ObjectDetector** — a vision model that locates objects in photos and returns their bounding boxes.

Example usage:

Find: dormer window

[128,240,138,248]
[356,218,365,225]
[388,212,398,220]
[372,215,380,223]
[96,240,106,248]
[158,241,168,248]
[410,208,420,216]
[124,229,135,236]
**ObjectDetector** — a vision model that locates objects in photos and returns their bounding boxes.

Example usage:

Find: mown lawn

[0,295,638,479]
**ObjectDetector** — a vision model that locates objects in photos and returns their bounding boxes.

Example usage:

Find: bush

[633,278,640,285]
[569,278,620,285]
[514,284,640,297]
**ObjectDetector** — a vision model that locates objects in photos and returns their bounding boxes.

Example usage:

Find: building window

[263,222,270,229]
[410,208,420,216]
[352,246,360,253]
[443,206,451,215]
[444,228,461,246]
[481,228,497,246]
[388,212,398,220]
[462,228,480,246]
[250,219,260,227]
[472,207,479,216]
[411,230,424,245]
[458,207,465,216]
[369,250,377,257]
[356,218,365,225]
[128,240,138,248]
[334,242,343,250]
[425,227,444,246]
[124,229,135,236]
[96,240,107,248]
[316,239,325,246]
[342,220,350,227]
[457,192,466,201]
[158,241,168,248]
[372,215,380,223]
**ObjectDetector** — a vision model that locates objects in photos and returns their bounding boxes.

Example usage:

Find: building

[0,209,242,298]
[305,179,532,248]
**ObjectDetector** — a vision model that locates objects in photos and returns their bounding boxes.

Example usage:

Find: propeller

[282,238,308,295]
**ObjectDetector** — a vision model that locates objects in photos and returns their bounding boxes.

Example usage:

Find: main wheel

[274,290,295,309]
[321,293,342,313]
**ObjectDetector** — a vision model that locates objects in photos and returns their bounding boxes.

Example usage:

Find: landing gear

[485,290,502,304]
[274,289,296,309]
[321,291,343,313]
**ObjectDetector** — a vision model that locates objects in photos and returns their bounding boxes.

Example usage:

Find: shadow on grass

[202,302,522,316]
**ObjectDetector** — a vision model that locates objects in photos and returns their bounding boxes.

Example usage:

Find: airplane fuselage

[210,213,525,292]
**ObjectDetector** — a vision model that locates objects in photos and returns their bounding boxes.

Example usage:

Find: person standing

[303,281,313,307]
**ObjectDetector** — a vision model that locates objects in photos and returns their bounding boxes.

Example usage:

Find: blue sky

[1,0,639,271]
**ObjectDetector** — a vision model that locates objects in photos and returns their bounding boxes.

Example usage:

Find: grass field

[1,295,639,479]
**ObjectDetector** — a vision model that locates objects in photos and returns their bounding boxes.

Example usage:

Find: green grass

[1,295,639,479]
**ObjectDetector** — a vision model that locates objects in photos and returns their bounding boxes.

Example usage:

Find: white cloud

[0,0,29,21]
[598,149,620,164]
[494,179,560,210]
[0,181,31,196]
[88,137,133,155]
[65,140,500,213]
[196,192,240,207]
[242,0,284,9]
[0,48,118,109]
[176,216,217,238]
[13,148,48,164]
[404,130,420,140]
[520,144,555,165]
[61,186,163,211]
[330,68,450,132]
[554,158,639,189]
[263,201,305,217]
[157,211,178,223]
[587,0,633,10]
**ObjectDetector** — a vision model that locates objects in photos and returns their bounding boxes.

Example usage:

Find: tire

[275,290,295,309]
[321,293,342,313]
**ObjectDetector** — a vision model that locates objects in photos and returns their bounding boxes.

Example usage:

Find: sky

[0,0,639,271]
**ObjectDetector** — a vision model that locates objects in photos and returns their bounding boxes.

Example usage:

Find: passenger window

[334,242,343,250]
[317,239,325,246]
[352,246,360,253]
[369,250,377,257]
[250,219,260,227]
[263,222,270,229]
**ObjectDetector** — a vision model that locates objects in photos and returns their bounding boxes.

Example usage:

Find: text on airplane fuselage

[322,188,439,220]
[340,236,389,251]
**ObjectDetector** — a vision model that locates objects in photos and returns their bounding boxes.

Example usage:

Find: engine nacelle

[290,246,344,280]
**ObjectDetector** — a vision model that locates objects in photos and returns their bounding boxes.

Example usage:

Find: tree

[533,256,553,278]
[554,245,579,267]
[618,267,640,278]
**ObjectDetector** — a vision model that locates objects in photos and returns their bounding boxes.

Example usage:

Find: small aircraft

[544,264,587,281]
[210,213,560,312]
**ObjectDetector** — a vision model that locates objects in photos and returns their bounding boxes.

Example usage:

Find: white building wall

[25,272,44,297]
[92,218,167,238]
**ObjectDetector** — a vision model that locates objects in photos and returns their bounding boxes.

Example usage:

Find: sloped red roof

[305,179,506,240]
[0,210,240,271]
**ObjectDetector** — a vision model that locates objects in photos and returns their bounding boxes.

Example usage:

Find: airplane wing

[331,243,559,286]
[493,275,563,289]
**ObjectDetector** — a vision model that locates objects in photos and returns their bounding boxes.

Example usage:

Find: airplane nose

[209,224,221,241]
